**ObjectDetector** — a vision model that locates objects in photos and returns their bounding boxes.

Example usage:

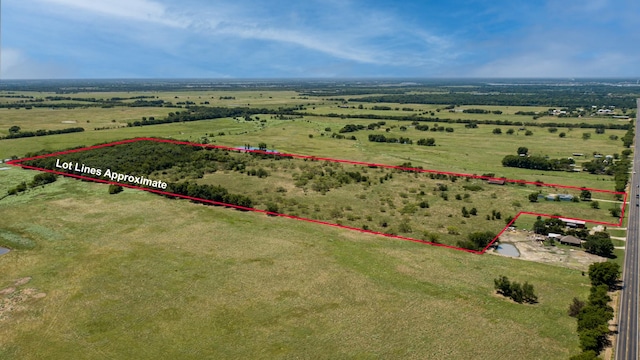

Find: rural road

[615,99,640,360]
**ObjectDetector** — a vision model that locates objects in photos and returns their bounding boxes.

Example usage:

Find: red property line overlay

[7,137,628,255]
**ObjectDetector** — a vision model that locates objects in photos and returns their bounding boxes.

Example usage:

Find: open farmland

[0,81,636,359]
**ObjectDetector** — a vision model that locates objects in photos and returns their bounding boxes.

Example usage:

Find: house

[550,109,567,116]
[559,235,583,246]
[559,218,586,229]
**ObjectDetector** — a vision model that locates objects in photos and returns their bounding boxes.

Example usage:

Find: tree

[510,282,524,303]
[568,297,586,317]
[108,184,123,194]
[578,325,610,353]
[470,207,478,216]
[577,305,613,332]
[525,130,533,136]
[522,282,538,303]
[528,193,539,202]
[506,128,514,135]
[258,142,267,151]
[588,285,612,309]
[493,128,502,134]
[462,206,470,217]
[584,232,614,258]
[582,132,591,140]
[559,132,566,138]
[580,189,592,201]
[588,261,620,289]
[494,275,512,297]
[609,207,621,218]
[590,201,599,209]
[517,146,528,155]
[9,125,21,133]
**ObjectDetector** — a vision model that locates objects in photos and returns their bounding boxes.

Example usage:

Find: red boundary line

[7,137,628,255]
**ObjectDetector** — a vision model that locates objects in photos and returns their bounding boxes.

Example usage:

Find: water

[0,247,9,255]
[496,243,520,257]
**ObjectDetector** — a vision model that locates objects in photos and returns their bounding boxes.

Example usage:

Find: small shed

[559,235,582,246]
[487,178,506,185]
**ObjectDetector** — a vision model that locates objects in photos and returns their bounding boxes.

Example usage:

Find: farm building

[559,218,586,229]
[559,235,583,246]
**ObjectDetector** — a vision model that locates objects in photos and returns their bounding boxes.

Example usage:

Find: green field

[0,88,632,359]
[0,169,590,359]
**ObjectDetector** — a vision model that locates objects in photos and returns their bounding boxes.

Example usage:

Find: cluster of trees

[127,106,298,127]
[494,276,538,304]
[457,231,496,251]
[0,95,163,110]
[2,126,84,140]
[583,232,614,258]
[348,91,636,109]
[330,133,357,140]
[416,138,436,146]
[461,206,478,217]
[568,262,620,358]
[502,153,575,171]
[7,172,57,196]
[165,182,253,208]
[293,165,370,194]
[368,134,413,144]
[338,121,386,133]
[613,149,632,194]
[313,111,631,131]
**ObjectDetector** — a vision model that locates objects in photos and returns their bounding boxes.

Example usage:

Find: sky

[1,0,639,79]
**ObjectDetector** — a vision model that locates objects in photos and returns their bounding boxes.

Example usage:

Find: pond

[496,243,520,257]
[0,247,10,255]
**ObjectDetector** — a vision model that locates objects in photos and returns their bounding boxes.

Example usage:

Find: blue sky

[1,0,639,79]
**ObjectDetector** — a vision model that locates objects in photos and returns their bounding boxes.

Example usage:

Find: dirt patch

[14,277,31,286]
[490,229,607,271]
[0,277,45,322]
[0,287,16,295]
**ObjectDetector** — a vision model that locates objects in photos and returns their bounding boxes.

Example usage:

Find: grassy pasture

[0,169,590,359]
[0,89,631,359]
[305,100,630,126]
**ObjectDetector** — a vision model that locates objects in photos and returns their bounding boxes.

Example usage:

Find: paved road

[615,99,640,360]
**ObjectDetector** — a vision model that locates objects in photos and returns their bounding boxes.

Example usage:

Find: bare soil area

[491,229,607,271]
[0,276,46,322]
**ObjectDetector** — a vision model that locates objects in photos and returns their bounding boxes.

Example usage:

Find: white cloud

[1,48,71,79]
[470,51,633,78]
[35,0,185,27]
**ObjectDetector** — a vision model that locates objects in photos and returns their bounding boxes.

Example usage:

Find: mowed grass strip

[0,176,590,359]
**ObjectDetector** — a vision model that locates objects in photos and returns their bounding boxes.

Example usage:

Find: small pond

[496,243,520,257]
[0,247,10,255]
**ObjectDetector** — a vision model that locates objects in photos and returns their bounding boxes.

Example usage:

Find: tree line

[568,262,620,359]
[308,112,631,131]
[1,126,84,140]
